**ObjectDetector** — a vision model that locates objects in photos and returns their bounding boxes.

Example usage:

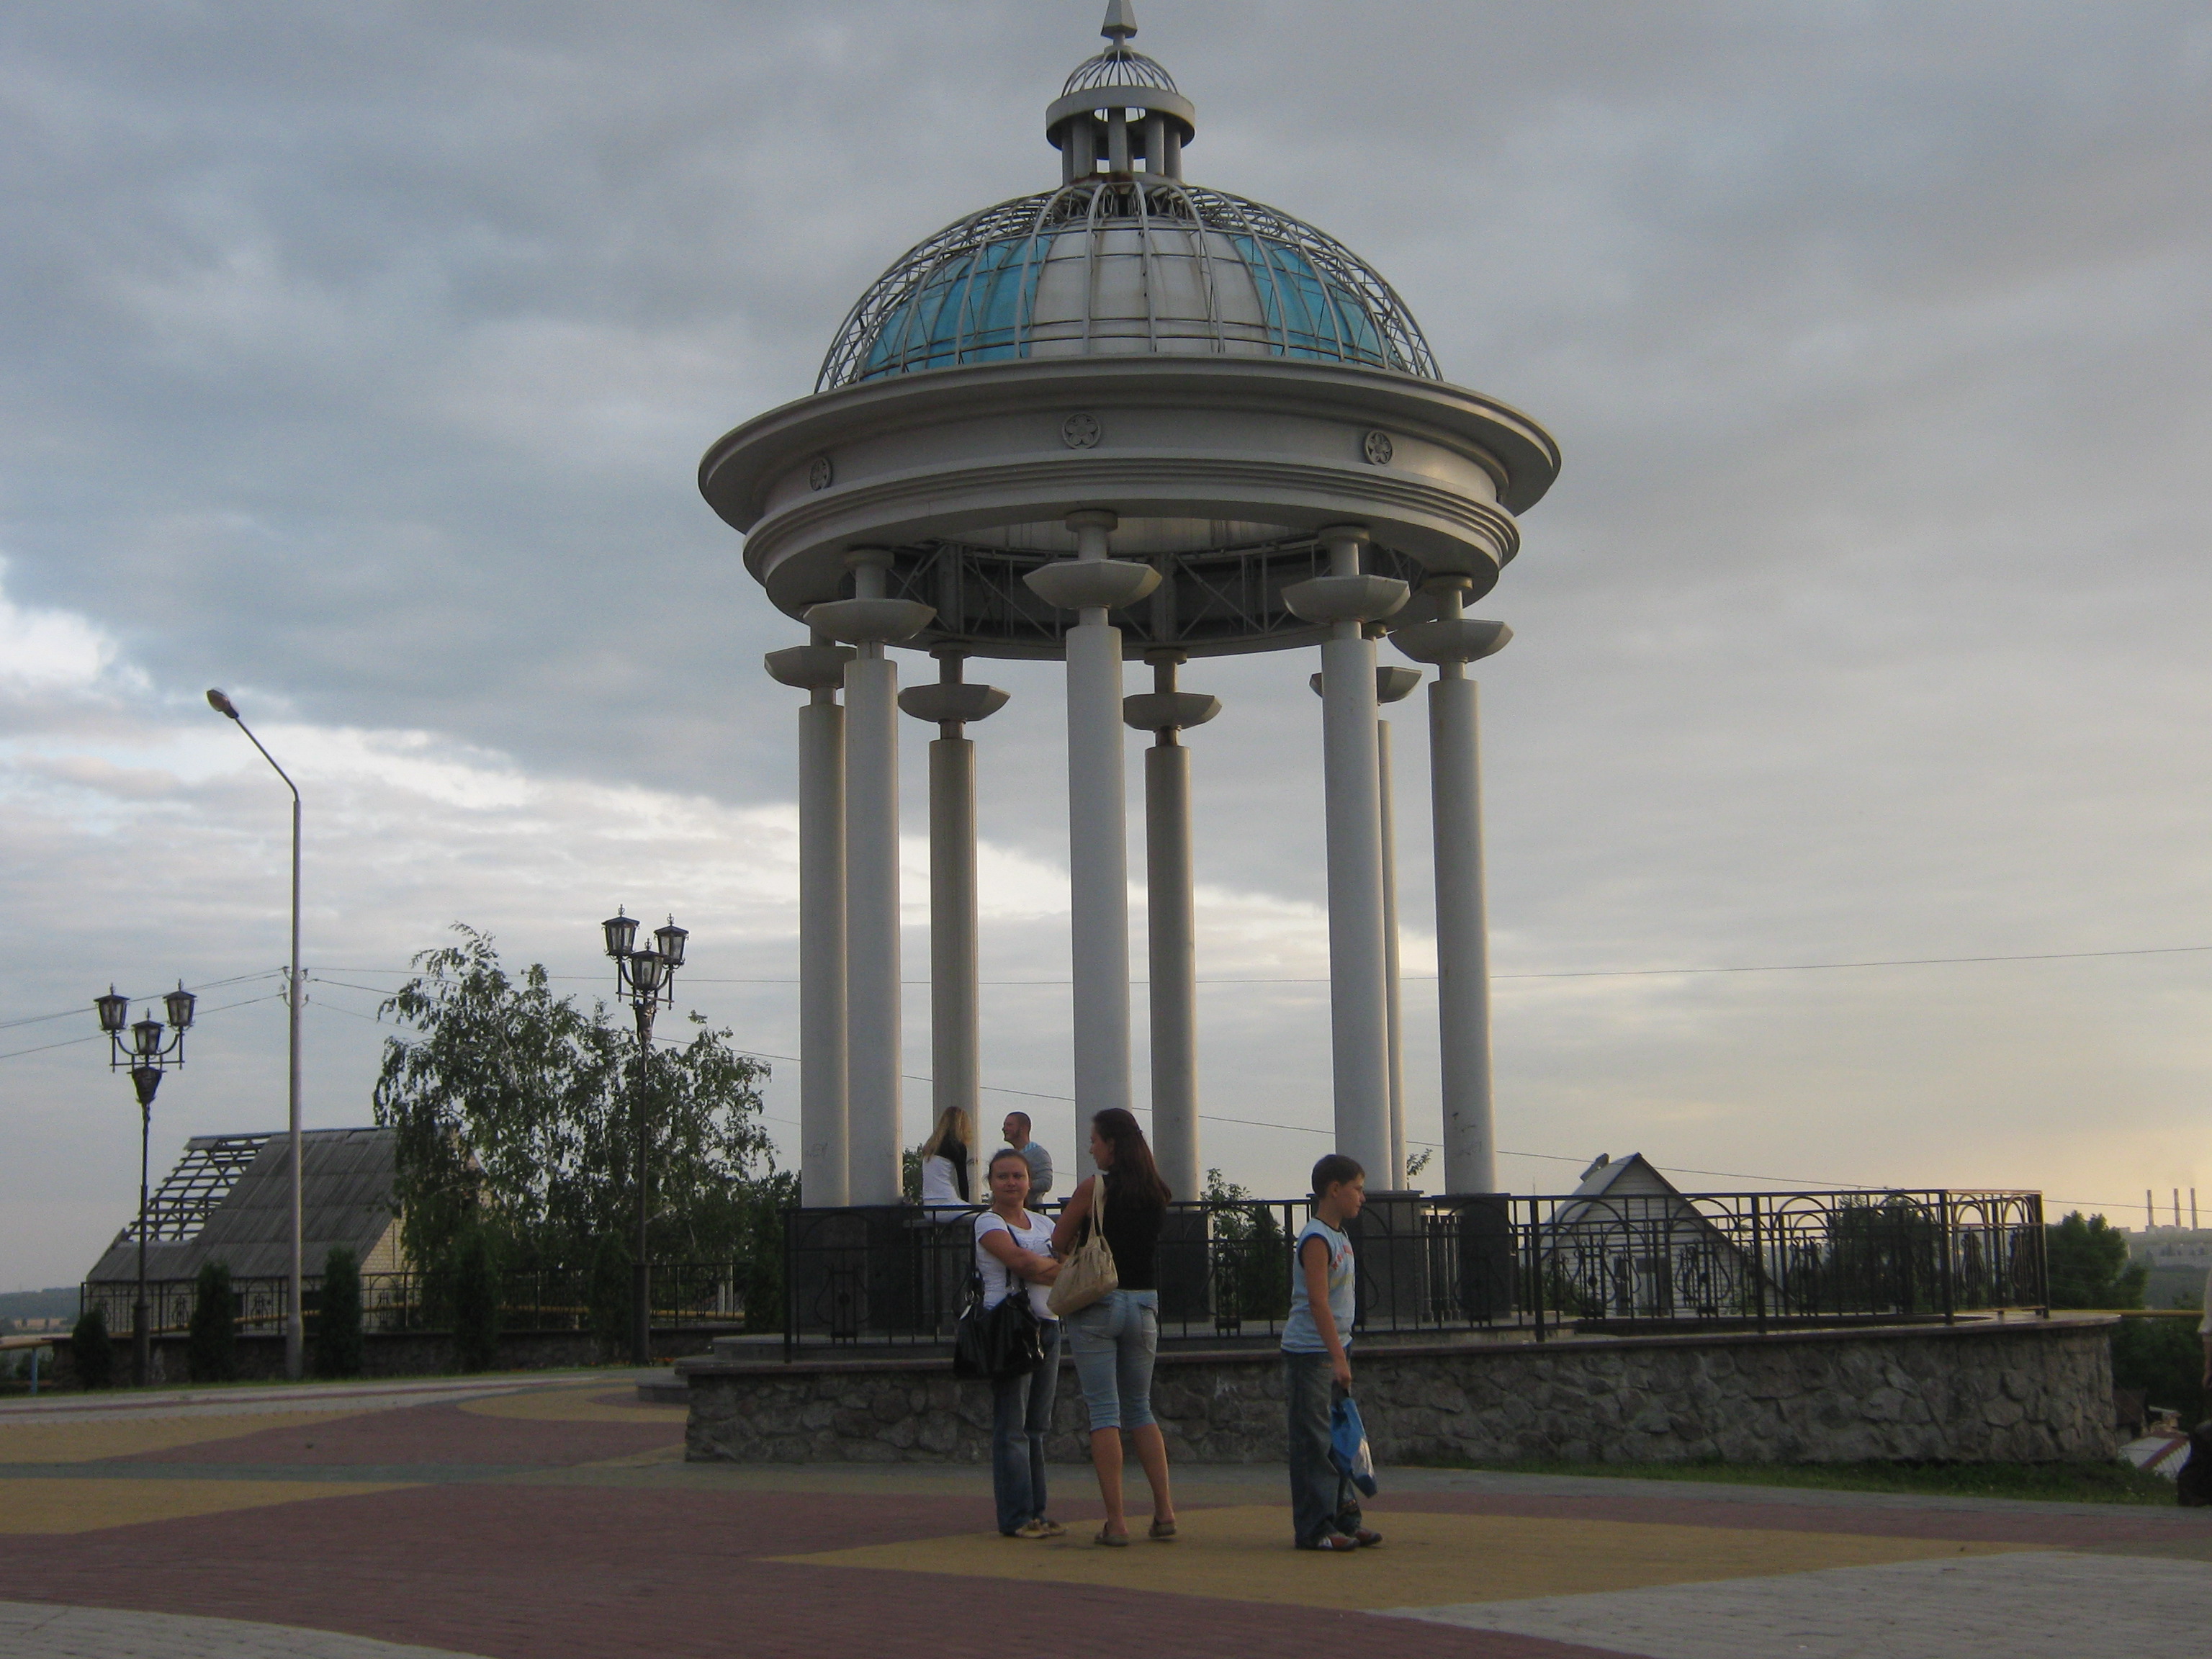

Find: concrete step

[634,1371,688,1405]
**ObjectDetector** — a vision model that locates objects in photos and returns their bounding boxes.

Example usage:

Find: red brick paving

[0,1483,1621,1658]
[117,1400,679,1468]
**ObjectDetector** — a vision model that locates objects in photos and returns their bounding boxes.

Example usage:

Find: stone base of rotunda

[677,1313,2116,1468]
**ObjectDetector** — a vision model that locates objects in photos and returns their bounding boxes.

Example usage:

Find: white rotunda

[706,3,1558,1210]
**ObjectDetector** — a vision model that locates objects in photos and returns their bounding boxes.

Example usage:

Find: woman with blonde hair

[917,1107,974,1214]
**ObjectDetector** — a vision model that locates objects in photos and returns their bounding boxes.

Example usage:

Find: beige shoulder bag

[1046,1173,1120,1317]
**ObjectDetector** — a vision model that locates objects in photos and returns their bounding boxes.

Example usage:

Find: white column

[799,689,850,1206]
[843,643,902,1205]
[902,653,1008,1205]
[1431,667,1495,1195]
[1025,513,1160,1167]
[1377,715,1406,1190]
[1066,557,1133,1134]
[1126,652,1218,1203]
[804,551,935,1207]
[767,638,859,1208]
[1145,738,1197,1197]
[1390,583,1511,1197]
[928,734,975,1165]
[1311,529,1396,1182]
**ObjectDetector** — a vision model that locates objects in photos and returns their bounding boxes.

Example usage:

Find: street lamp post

[95,981,194,1386]
[602,907,688,1367]
[205,688,306,1381]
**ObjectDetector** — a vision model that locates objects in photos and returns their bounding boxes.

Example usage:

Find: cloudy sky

[4,0,2208,1292]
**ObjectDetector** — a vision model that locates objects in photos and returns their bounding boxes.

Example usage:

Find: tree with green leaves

[372,925,784,1303]
[315,1245,365,1378]
[188,1262,237,1383]
[2044,1211,2147,1309]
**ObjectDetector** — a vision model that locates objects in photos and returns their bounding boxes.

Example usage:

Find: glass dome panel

[820,182,1438,390]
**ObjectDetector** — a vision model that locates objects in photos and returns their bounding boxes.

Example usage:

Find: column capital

[1123,690,1220,732]
[1388,618,1511,666]
[1282,573,1408,626]
[764,642,855,691]
[1310,665,1424,703]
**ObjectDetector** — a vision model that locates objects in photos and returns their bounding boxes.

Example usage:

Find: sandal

[1094,1527,1130,1547]
[1148,1518,1177,1541]
[1296,1532,1361,1552]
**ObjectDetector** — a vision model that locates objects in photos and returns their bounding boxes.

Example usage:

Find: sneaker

[1034,1517,1066,1537]
[1012,1519,1056,1539]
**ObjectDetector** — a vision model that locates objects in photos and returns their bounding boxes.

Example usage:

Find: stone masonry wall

[682,1318,2117,1467]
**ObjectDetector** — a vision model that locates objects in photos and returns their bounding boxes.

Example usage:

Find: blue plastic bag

[1329,1394,1378,1497]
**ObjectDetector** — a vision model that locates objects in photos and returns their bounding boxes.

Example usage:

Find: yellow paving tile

[459,1388,688,1426]
[0,1478,412,1535]
[775,1505,2033,1612]
[0,1411,367,1465]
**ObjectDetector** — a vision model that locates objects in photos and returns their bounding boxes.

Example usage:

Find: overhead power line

[311,940,2212,992]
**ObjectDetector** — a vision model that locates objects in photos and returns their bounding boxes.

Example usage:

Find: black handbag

[953,1270,1045,1380]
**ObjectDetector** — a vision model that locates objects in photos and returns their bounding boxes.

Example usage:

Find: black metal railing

[78,1261,754,1339]
[781,1190,2048,1359]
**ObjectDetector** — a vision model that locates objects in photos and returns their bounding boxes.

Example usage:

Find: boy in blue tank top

[1280,1154,1380,1550]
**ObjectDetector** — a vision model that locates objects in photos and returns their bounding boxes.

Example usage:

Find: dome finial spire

[1101,1,1138,46]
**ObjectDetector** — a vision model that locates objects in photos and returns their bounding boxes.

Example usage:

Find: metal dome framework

[1063,44,1178,95]
[817,179,1442,392]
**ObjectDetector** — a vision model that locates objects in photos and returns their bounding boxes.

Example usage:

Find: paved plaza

[1,1375,2206,1658]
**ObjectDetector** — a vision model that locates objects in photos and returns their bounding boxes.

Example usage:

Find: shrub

[315,1246,365,1378]
[739,1170,798,1334]
[70,1304,114,1389]
[188,1262,238,1383]
[2111,1316,2206,1424]
[586,1231,633,1362]
[449,1228,500,1373]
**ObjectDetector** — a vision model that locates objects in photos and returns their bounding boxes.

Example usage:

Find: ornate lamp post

[602,907,688,1366]
[95,981,194,1386]
[205,688,307,1379]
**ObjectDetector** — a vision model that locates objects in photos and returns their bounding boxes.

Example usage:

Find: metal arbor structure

[94,980,196,1384]
[703,5,1558,1209]
[601,907,690,1364]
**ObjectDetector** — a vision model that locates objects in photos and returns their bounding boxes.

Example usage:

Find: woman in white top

[917,1107,973,1215]
[975,1148,1064,1538]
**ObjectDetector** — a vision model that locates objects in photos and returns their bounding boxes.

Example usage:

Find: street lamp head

[627,950,667,997]
[652,917,688,970]
[130,1066,163,1108]
[95,985,130,1035]
[130,1016,165,1059]
[206,688,240,720]
[602,907,638,960]
[163,982,197,1031]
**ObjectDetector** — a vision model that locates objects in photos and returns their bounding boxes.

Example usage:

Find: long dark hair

[1093,1107,1171,1207]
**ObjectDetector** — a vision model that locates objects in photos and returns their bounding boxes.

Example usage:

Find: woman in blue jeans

[974,1149,1064,1538]
[1051,1107,1177,1546]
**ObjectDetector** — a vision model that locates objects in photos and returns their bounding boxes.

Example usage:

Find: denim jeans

[991,1318,1061,1534]
[1284,1350,1345,1546]
[1066,1288,1159,1431]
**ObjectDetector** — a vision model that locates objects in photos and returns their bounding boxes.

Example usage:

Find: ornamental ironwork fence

[781,1190,2048,1359]
[79,1261,753,1339]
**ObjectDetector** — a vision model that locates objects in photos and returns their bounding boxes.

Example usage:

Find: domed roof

[817,181,1439,392]
[814,4,1439,392]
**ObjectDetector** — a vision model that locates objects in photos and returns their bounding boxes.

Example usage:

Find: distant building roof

[86,1127,399,1284]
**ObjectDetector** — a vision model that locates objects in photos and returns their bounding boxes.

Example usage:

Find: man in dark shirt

[1001,1111,1053,1200]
